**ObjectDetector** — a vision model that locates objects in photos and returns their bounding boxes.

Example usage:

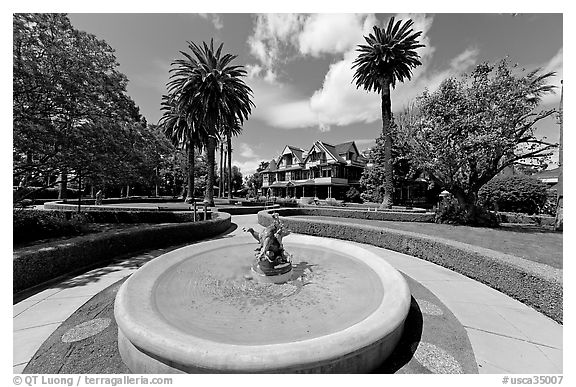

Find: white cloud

[247,14,305,81]
[450,47,479,72]
[239,143,257,158]
[233,159,262,176]
[246,14,483,132]
[306,14,438,129]
[298,14,367,57]
[198,13,223,30]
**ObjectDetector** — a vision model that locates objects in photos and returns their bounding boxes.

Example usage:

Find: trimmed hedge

[479,175,548,215]
[13,210,90,244]
[258,209,562,323]
[13,212,231,294]
[497,212,555,228]
[216,204,279,215]
[44,201,196,212]
[265,207,434,223]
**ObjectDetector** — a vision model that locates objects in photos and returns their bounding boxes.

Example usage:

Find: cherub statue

[243,213,291,265]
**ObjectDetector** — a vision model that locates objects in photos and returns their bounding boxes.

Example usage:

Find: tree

[159,94,204,202]
[359,124,414,203]
[166,39,254,206]
[224,120,244,199]
[245,161,270,197]
[352,17,425,208]
[13,13,142,202]
[396,59,557,225]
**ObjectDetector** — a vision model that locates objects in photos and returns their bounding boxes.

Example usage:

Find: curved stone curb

[115,234,411,373]
[258,209,562,323]
[13,213,231,294]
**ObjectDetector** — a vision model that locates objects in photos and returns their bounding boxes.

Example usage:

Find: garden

[13,13,563,376]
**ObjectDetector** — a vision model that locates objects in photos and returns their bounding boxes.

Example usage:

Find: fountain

[243,213,293,283]
[114,215,411,373]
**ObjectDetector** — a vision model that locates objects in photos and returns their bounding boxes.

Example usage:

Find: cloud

[247,14,305,81]
[239,143,258,158]
[450,47,480,72]
[298,14,367,57]
[233,158,263,176]
[246,14,482,132]
[198,13,223,30]
[306,14,439,129]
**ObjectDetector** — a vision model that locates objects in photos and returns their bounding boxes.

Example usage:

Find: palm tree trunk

[186,139,195,203]
[380,80,393,209]
[204,136,216,206]
[227,133,233,199]
[219,142,224,198]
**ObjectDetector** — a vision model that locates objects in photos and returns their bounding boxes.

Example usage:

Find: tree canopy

[13,13,169,198]
[395,58,557,224]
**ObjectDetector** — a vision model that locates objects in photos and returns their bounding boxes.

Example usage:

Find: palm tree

[224,120,243,199]
[352,17,425,208]
[167,39,254,206]
[159,94,202,203]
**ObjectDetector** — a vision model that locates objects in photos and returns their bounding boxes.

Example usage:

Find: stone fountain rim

[114,234,411,372]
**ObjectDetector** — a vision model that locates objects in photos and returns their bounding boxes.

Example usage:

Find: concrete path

[13,214,562,374]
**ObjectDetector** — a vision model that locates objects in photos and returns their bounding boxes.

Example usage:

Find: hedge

[13,212,231,294]
[263,207,434,223]
[43,201,201,212]
[258,209,562,323]
[215,204,280,215]
[497,212,555,228]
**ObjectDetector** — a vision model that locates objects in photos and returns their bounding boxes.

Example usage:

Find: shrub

[541,189,558,216]
[324,198,344,207]
[345,187,362,203]
[13,186,80,202]
[13,210,90,244]
[478,175,548,215]
[435,198,498,227]
[275,197,297,207]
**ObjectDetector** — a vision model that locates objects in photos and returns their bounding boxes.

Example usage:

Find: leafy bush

[435,198,498,227]
[275,197,297,207]
[13,187,80,202]
[323,198,344,207]
[13,210,90,244]
[541,189,558,216]
[478,175,548,215]
[299,197,315,205]
[345,187,362,203]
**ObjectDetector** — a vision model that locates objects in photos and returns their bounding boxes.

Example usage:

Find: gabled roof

[283,145,307,164]
[263,159,277,172]
[318,141,347,163]
[335,141,356,155]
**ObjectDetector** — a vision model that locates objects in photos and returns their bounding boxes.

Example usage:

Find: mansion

[261,140,368,200]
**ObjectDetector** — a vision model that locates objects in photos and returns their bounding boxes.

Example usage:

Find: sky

[65,13,563,175]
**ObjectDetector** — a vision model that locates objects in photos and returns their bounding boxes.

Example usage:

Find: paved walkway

[13,214,562,374]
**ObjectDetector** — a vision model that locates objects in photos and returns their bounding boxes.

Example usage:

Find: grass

[293,216,563,269]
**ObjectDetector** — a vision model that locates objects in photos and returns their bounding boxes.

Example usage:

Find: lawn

[292,216,563,269]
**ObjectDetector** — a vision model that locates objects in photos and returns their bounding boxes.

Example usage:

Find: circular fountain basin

[115,234,411,373]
